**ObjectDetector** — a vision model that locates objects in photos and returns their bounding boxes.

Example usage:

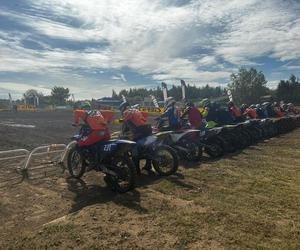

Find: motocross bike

[153,118,203,162]
[179,118,224,158]
[67,124,137,193]
[131,135,179,176]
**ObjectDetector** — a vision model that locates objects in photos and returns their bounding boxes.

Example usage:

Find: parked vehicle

[67,124,137,193]
[131,135,179,176]
[154,118,202,162]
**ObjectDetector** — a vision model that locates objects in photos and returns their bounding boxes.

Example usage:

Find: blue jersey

[161,105,180,127]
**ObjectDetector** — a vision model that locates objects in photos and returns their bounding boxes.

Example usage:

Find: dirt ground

[0,111,300,249]
[0,111,127,151]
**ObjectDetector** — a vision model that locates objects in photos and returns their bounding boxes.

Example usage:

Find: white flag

[180,80,186,100]
[161,82,168,101]
[121,95,127,102]
[150,95,159,108]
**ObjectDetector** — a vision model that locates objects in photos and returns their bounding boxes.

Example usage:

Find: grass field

[1,125,300,249]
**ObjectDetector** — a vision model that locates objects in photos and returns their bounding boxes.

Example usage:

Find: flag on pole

[36,96,39,107]
[8,93,12,108]
[161,82,168,101]
[150,95,159,108]
[121,94,127,103]
[226,88,233,102]
[180,80,186,101]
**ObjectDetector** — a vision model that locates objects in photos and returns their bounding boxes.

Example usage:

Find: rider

[119,101,153,173]
[72,102,111,146]
[159,97,181,131]
[262,102,276,118]
[119,102,152,141]
[227,101,243,123]
[243,104,258,119]
[287,103,297,115]
[181,102,203,130]
[255,104,266,118]
[273,102,285,117]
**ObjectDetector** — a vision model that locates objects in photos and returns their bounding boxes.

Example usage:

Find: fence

[0,142,75,188]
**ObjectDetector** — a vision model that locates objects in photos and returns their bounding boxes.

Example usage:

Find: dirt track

[0,111,127,151]
[0,111,75,150]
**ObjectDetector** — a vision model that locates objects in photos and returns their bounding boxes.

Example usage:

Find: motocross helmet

[241,104,247,109]
[132,104,140,109]
[199,98,210,108]
[80,101,91,110]
[119,101,130,113]
[186,101,195,107]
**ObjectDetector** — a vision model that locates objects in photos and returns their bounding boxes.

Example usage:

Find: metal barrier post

[23,144,66,170]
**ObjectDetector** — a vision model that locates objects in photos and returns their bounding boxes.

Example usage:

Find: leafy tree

[112,89,118,98]
[51,86,70,105]
[228,67,268,105]
[276,75,300,104]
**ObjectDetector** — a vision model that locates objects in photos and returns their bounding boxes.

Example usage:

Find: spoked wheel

[220,133,236,153]
[152,145,178,176]
[184,141,203,162]
[67,147,86,178]
[234,131,248,149]
[105,157,137,193]
[204,142,223,158]
[240,130,252,146]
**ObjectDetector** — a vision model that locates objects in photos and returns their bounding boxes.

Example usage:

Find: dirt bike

[67,124,137,193]
[179,118,224,158]
[199,128,226,158]
[131,135,179,176]
[153,118,202,162]
[241,119,264,143]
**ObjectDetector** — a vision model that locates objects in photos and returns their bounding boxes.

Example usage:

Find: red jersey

[123,108,148,127]
[187,106,202,129]
[230,106,242,118]
[73,110,110,130]
[244,108,258,119]
[73,110,112,146]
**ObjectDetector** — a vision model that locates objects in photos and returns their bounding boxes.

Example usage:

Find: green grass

[5,130,300,249]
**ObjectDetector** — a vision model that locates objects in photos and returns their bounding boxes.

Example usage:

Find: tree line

[16,67,300,107]
[113,68,300,105]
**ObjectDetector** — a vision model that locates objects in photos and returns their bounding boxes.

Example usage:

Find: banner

[121,94,127,103]
[36,96,39,107]
[150,95,159,108]
[161,82,168,101]
[180,80,186,101]
[8,93,12,108]
[226,89,233,102]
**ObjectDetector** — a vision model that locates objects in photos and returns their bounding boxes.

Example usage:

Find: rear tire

[184,141,203,162]
[105,156,137,193]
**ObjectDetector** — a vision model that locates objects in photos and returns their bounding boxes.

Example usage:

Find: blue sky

[0,0,300,99]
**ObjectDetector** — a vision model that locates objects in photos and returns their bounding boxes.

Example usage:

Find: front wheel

[184,141,203,162]
[67,147,86,178]
[152,145,178,176]
[105,156,137,193]
[204,138,223,158]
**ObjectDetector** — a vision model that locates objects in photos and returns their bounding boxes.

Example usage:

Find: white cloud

[0,0,300,98]
[197,56,217,66]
